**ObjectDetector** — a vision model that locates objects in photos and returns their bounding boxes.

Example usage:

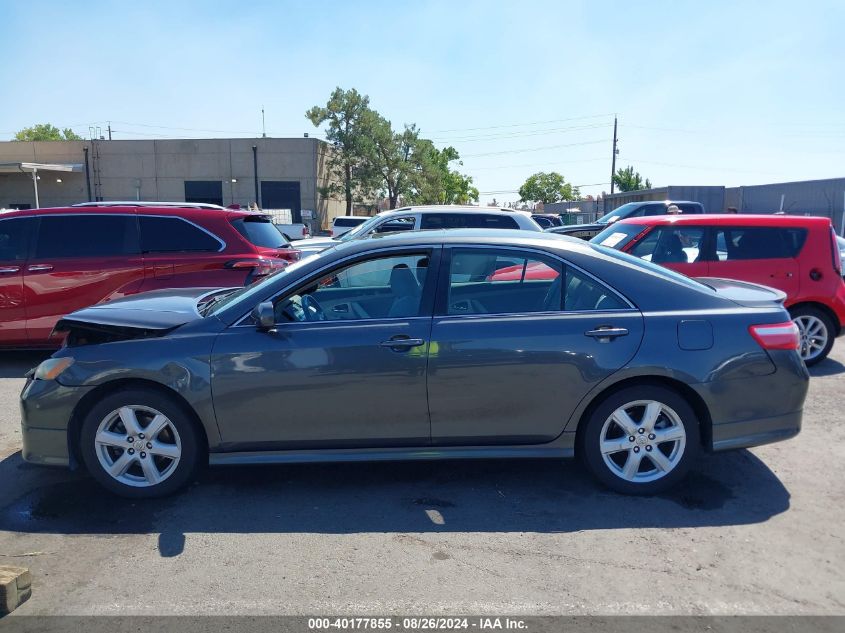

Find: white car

[274,222,310,241]
[292,206,542,256]
[331,215,369,237]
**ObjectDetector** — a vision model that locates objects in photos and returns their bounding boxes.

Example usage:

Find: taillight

[832,228,842,275]
[225,258,287,277]
[749,321,800,351]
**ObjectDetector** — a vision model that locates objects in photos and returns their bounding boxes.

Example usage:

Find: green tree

[518,171,579,204]
[613,165,652,192]
[14,123,83,141]
[410,143,478,205]
[371,118,421,209]
[306,87,379,214]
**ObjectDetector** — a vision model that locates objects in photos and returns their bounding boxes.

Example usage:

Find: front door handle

[585,327,629,342]
[0,266,20,274]
[27,264,54,273]
[379,337,425,350]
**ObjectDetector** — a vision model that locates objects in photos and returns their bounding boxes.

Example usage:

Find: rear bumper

[711,410,802,452]
[694,349,809,452]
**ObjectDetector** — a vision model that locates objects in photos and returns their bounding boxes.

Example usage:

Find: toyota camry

[20,229,809,497]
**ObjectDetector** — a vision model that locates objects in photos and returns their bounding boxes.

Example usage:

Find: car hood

[292,237,339,253]
[53,288,229,344]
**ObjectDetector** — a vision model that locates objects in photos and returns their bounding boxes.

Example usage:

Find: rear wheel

[581,385,700,495]
[790,305,835,366]
[79,389,202,498]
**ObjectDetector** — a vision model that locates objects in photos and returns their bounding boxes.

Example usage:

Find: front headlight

[33,357,74,381]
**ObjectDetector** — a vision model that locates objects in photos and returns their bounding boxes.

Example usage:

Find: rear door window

[35,215,139,258]
[714,227,806,260]
[0,217,35,261]
[140,216,222,253]
[444,247,628,315]
[420,214,519,230]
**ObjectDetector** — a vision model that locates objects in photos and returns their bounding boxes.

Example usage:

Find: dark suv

[548,200,705,240]
[0,203,299,348]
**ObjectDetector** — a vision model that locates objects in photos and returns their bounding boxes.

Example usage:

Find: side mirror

[251,301,276,331]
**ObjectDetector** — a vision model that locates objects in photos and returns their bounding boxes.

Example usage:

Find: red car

[0,203,298,348]
[592,214,845,365]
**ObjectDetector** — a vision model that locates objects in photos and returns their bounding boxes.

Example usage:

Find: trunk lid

[694,277,787,308]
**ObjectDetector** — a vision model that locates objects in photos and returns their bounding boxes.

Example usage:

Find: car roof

[621,200,702,207]
[0,204,257,220]
[615,213,833,227]
[329,227,588,255]
[380,206,526,217]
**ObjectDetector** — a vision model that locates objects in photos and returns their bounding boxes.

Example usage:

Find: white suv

[331,215,369,237]
[293,206,542,255]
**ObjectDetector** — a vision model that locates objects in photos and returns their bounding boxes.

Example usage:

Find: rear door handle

[585,327,629,341]
[379,337,425,350]
[0,266,20,274]
[27,264,54,273]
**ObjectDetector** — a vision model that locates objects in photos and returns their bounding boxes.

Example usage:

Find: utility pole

[261,107,266,138]
[107,122,112,140]
[609,116,618,194]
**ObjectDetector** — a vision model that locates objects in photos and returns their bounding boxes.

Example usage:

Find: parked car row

[22,228,808,499]
[9,200,839,500]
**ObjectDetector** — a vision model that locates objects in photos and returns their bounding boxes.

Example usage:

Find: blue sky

[2,0,843,203]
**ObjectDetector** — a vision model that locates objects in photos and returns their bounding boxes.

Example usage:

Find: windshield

[232,216,290,248]
[337,214,384,242]
[591,223,646,249]
[203,254,319,316]
[595,203,642,225]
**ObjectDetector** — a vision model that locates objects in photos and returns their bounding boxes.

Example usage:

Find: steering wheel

[301,294,326,322]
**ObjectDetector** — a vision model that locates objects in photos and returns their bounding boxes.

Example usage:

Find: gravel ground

[0,347,843,616]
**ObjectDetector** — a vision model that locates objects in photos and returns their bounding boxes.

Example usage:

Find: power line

[431,122,612,143]
[467,157,608,171]
[463,139,606,158]
[431,112,615,134]
[479,182,610,194]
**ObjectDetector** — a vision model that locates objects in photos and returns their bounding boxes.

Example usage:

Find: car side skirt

[209,434,577,466]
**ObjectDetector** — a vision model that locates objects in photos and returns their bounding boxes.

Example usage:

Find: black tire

[790,305,835,366]
[580,385,701,495]
[79,388,202,498]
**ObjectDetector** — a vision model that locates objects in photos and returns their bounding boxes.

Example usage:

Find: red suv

[593,214,845,364]
[0,203,299,348]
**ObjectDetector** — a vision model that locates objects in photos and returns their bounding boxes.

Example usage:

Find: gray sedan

[20,230,809,497]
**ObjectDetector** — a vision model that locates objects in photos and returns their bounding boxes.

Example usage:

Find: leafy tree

[613,165,652,192]
[307,87,380,213]
[371,118,421,209]
[14,123,83,141]
[409,143,478,205]
[518,171,579,204]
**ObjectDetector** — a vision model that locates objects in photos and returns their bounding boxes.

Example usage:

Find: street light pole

[31,168,40,208]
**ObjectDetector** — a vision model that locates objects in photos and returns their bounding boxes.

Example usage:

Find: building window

[184,181,223,206]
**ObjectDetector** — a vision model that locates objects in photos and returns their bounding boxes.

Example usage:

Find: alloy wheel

[794,315,828,362]
[94,405,182,488]
[599,400,687,483]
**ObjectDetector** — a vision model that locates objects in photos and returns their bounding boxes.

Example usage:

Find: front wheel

[580,385,700,495]
[790,306,835,366]
[79,389,202,498]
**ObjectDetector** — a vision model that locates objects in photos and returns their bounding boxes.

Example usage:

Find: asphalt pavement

[0,347,843,615]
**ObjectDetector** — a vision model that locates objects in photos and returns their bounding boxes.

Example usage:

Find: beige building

[0,137,343,229]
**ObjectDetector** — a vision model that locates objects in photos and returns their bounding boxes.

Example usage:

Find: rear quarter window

[140,216,222,253]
